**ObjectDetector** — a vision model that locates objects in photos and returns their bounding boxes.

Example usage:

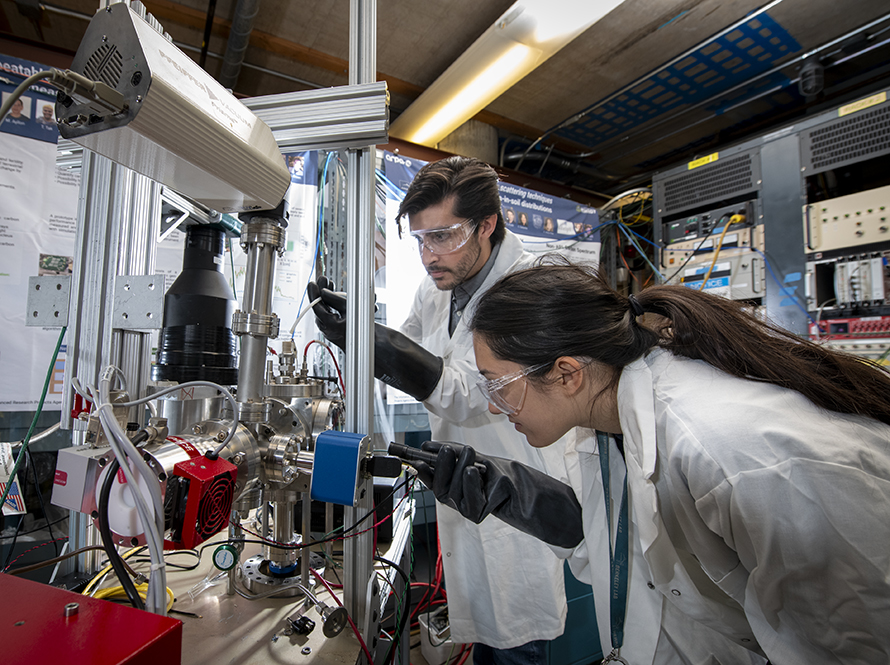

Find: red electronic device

[809,315,890,339]
[164,454,238,550]
[1,575,181,664]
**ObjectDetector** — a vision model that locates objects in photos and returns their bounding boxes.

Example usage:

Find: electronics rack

[800,92,890,361]
[653,86,890,356]
[654,152,764,303]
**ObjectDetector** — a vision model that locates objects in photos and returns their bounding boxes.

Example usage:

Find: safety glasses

[409,219,477,256]
[476,363,549,415]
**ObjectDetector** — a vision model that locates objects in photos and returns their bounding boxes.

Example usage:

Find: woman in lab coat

[425,259,890,665]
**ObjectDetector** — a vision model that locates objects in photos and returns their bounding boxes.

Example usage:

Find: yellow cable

[92,582,175,613]
[82,546,143,596]
[698,214,746,291]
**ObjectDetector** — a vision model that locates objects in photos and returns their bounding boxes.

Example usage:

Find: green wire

[1,326,66,511]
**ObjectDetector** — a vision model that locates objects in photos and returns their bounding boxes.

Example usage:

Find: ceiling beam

[142,0,422,98]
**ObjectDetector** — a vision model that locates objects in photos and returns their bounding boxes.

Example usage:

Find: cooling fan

[164,455,237,550]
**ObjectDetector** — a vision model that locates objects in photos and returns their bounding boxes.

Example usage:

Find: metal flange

[240,221,285,249]
[238,400,272,423]
[232,310,280,338]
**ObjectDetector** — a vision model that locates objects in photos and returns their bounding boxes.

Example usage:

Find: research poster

[0,61,321,410]
[0,55,73,412]
[381,150,601,404]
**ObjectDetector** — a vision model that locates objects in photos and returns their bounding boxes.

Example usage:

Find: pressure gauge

[212,544,238,571]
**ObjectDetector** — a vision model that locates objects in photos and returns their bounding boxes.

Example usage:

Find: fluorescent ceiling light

[390,0,626,147]
[412,43,537,146]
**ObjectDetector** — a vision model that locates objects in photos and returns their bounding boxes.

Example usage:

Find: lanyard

[597,432,630,664]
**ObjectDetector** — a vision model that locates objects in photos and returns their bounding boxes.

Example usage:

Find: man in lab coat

[310,156,572,665]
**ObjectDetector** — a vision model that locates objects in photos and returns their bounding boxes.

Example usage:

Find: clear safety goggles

[476,363,549,415]
[409,219,477,255]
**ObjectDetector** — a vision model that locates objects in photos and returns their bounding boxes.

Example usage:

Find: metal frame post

[62,150,161,576]
[343,0,377,632]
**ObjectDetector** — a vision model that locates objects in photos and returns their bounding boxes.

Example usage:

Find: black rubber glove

[307,276,346,348]
[414,441,584,549]
[307,278,444,402]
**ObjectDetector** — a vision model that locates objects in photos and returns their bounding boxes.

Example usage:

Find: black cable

[662,224,719,284]
[2,512,26,571]
[98,457,145,610]
[375,555,411,665]
[198,0,217,68]
[231,476,412,551]
[26,449,58,556]
[131,549,201,571]
[0,514,68,540]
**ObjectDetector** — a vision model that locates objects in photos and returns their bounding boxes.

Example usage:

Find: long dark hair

[396,156,506,245]
[470,259,890,427]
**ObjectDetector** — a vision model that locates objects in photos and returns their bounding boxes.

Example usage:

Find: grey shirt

[448,241,501,336]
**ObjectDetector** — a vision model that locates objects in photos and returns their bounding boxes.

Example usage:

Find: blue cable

[750,247,821,330]
[622,223,820,330]
[624,226,661,250]
[376,169,406,202]
[292,151,335,340]
[616,222,665,281]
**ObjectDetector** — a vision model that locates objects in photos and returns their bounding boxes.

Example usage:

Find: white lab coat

[567,348,890,664]
[400,230,571,648]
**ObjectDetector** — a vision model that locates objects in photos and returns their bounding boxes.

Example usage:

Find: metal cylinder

[235,220,284,406]
[266,501,298,569]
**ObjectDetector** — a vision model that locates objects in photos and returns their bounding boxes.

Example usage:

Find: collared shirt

[449,240,501,336]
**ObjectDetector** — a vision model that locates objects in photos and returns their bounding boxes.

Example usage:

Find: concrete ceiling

[2,0,889,199]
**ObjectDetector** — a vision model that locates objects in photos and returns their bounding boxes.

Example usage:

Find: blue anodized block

[310,430,369,506]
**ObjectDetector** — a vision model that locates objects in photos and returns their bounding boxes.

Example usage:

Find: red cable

[304,339,346,395]
[2,536,68,572]
[311,567,375,664]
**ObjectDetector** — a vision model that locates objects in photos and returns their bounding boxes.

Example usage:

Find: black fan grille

[661,153,756,215]
[804,104,890,173]
[196,474,234,538]
[84,43,123,88]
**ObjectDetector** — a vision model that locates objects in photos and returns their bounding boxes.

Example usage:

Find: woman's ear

[553,356,586,396]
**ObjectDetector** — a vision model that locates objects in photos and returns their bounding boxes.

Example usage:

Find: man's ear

[476,213,498,240]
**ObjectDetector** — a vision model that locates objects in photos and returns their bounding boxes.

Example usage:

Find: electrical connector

[49,69,127,117]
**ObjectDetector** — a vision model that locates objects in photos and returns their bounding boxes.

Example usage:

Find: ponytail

[636,284,890,426]
[471,258,890,427]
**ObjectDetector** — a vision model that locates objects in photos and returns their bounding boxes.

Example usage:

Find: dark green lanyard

[597,432,630,664]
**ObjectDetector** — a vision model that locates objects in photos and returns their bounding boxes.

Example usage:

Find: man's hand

[305,276,444,402]
[307,277,346,349]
